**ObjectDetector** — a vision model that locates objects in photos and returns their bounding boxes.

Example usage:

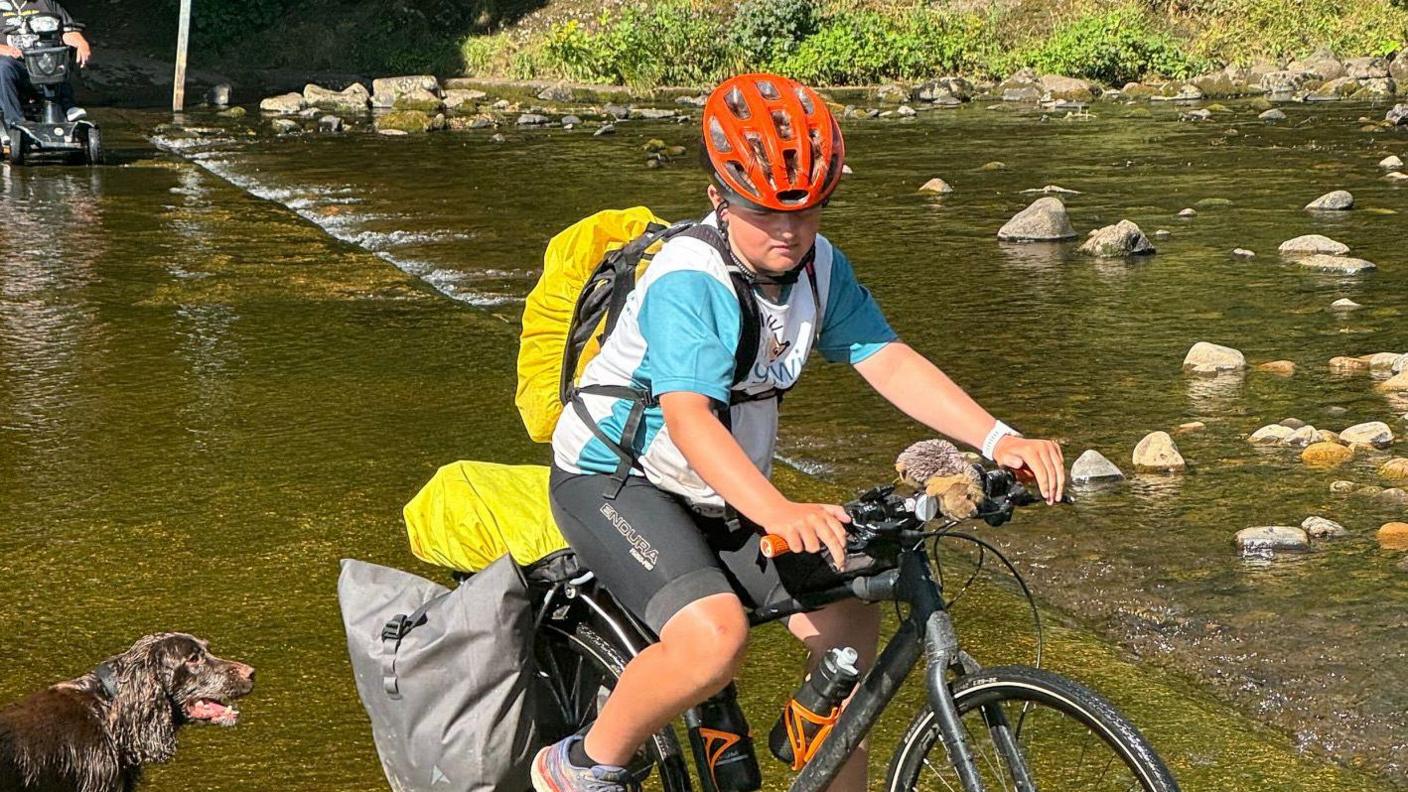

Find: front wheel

[83,125,103,165]
[8,131,27,165]
[885,665,1179,792]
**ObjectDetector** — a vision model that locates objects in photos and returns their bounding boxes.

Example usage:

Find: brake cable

[935,530,1045,670]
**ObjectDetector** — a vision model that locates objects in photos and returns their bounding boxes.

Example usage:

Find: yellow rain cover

[403,461,568,572]
[515,206,669,442]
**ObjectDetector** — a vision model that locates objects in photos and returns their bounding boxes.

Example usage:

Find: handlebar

[758,464,1061,559]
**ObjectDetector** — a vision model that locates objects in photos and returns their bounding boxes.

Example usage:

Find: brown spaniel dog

[0,633,254,792]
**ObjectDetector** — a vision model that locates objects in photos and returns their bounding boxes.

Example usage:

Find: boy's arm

[659,391,849,567]
[854,342,1066,503]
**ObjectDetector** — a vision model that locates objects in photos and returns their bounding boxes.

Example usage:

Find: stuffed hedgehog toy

[895,439,985,520]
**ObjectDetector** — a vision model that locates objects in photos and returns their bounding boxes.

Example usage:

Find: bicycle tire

[884,665,1179,792]
[536,622,692,792]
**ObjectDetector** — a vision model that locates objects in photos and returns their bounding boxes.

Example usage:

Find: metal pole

[172,0,191,111]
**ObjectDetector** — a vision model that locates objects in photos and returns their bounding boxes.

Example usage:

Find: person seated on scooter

[534,72,1067,792]
[0,0,90,130]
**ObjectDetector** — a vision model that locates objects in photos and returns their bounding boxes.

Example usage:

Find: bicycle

[529,464,1181,792]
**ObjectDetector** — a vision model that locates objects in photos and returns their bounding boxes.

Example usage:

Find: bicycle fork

[785,547,1038,792]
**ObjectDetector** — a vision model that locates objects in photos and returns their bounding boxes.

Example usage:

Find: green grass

[456,0,1408,88]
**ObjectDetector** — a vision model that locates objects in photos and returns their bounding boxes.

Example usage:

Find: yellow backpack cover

[515,206,671,442]
[403,461,568,572]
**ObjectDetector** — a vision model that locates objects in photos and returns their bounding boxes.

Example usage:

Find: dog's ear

[106,635,182,766]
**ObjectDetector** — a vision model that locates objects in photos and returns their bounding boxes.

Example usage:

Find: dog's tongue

[187,699,239,726]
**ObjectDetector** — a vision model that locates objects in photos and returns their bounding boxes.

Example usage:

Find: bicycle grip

[759,534,791,558]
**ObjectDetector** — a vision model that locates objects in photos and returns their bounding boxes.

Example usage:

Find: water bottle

[686,683,762,792]
[768,647,862,770]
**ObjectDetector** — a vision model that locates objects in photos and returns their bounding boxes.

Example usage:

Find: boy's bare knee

[661,599,749,693]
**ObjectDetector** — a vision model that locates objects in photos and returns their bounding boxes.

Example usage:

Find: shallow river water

[1,98,1406,790]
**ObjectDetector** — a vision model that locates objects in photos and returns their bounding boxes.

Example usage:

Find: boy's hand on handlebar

[760,501,850,569]
[993,437,1066,505]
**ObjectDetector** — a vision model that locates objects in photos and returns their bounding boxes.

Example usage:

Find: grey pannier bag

[338,554,539,791]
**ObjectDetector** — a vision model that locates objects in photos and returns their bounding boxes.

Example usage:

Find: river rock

[374,110,432,134]
[1303,441,1354,467]
[1381,155,1405,171]
[1289,49,1345,80]
[920,177,954,194]
[593,124,616,136]
[1377,522,1408,550]
[1387,104,1408,125]
[536,83,574,102]
[1331,356,1371,373]
[602,103,628,119]
[1281,418,1307,429]
[874,83,910,103]
[1341,421,1394,448]
[630,108,677,120]
[1176,421,1206,433]
[1279,234,1349,255]
[896,105,917,117]
[1070,449,1124,487]
[1306,76,1361,101]
[1331,479,1360,493]
[1133,431,1185,473]
[393,88,443,112]
[1258,108,1287,122]
[1319,430,1343,445]
[1331,298,1362,310]
[1305,190,1354,211]
[259,92,305,114]
[1380,458,1408,480]
[1178,208,1197,217]
[1249,424,1295,445]
[1387,172,1408,183]
[997,197,1076,242]
[216,106,246,118]
[1299,254,1376,274]
[1302,516,1348,538]
[1365,352,1403,370]
[1256,360,1295,375]
[270,118,300,134]
[443,89,486,111]
[303,82,369,113]
[1232,248,1256,258]
[517,113,550,125]
[1183,341,1246,374]
[1379,489,1408,508]
[317,115,343,133]
[1360,78,1396,97]
[1040,74,1095,102]
[1287,425,1319,447]
[1345,56,1390,80]
[1236,526,1309,554]
[371,75,440,109]
[1261,70,1309,95]
[1078,220,1154,257]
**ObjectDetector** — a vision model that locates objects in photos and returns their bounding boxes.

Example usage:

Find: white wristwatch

[981,420,1020,461]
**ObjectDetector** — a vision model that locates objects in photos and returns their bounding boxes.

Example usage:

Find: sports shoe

[530,735,630,792]
[65,106,86,122]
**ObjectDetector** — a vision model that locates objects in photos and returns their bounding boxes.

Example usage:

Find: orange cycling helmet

[701,73,845,213]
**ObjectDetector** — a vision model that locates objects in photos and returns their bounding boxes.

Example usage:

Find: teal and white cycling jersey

[551,213,896,510]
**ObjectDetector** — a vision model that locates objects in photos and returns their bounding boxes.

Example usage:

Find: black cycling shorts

[548,466,843,634]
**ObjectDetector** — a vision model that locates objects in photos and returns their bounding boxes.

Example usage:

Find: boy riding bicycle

[536,72,1066,792]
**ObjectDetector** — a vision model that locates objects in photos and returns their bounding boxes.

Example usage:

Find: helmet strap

[715,199,813,287]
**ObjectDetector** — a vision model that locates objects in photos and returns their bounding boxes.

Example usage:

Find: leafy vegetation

[1018,5,1205,85]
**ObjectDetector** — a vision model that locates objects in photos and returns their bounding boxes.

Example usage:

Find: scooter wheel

[82,126,103,165]
[8,132,27,165]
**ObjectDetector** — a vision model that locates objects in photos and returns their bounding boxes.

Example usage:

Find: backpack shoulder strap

[676,224,760,389]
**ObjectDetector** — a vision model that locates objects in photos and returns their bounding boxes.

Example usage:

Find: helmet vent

[756,79,780,100]
[708,117,732,152]
[724,86,750,119]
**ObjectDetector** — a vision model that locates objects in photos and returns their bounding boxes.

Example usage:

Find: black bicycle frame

[556,538,1034,792]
